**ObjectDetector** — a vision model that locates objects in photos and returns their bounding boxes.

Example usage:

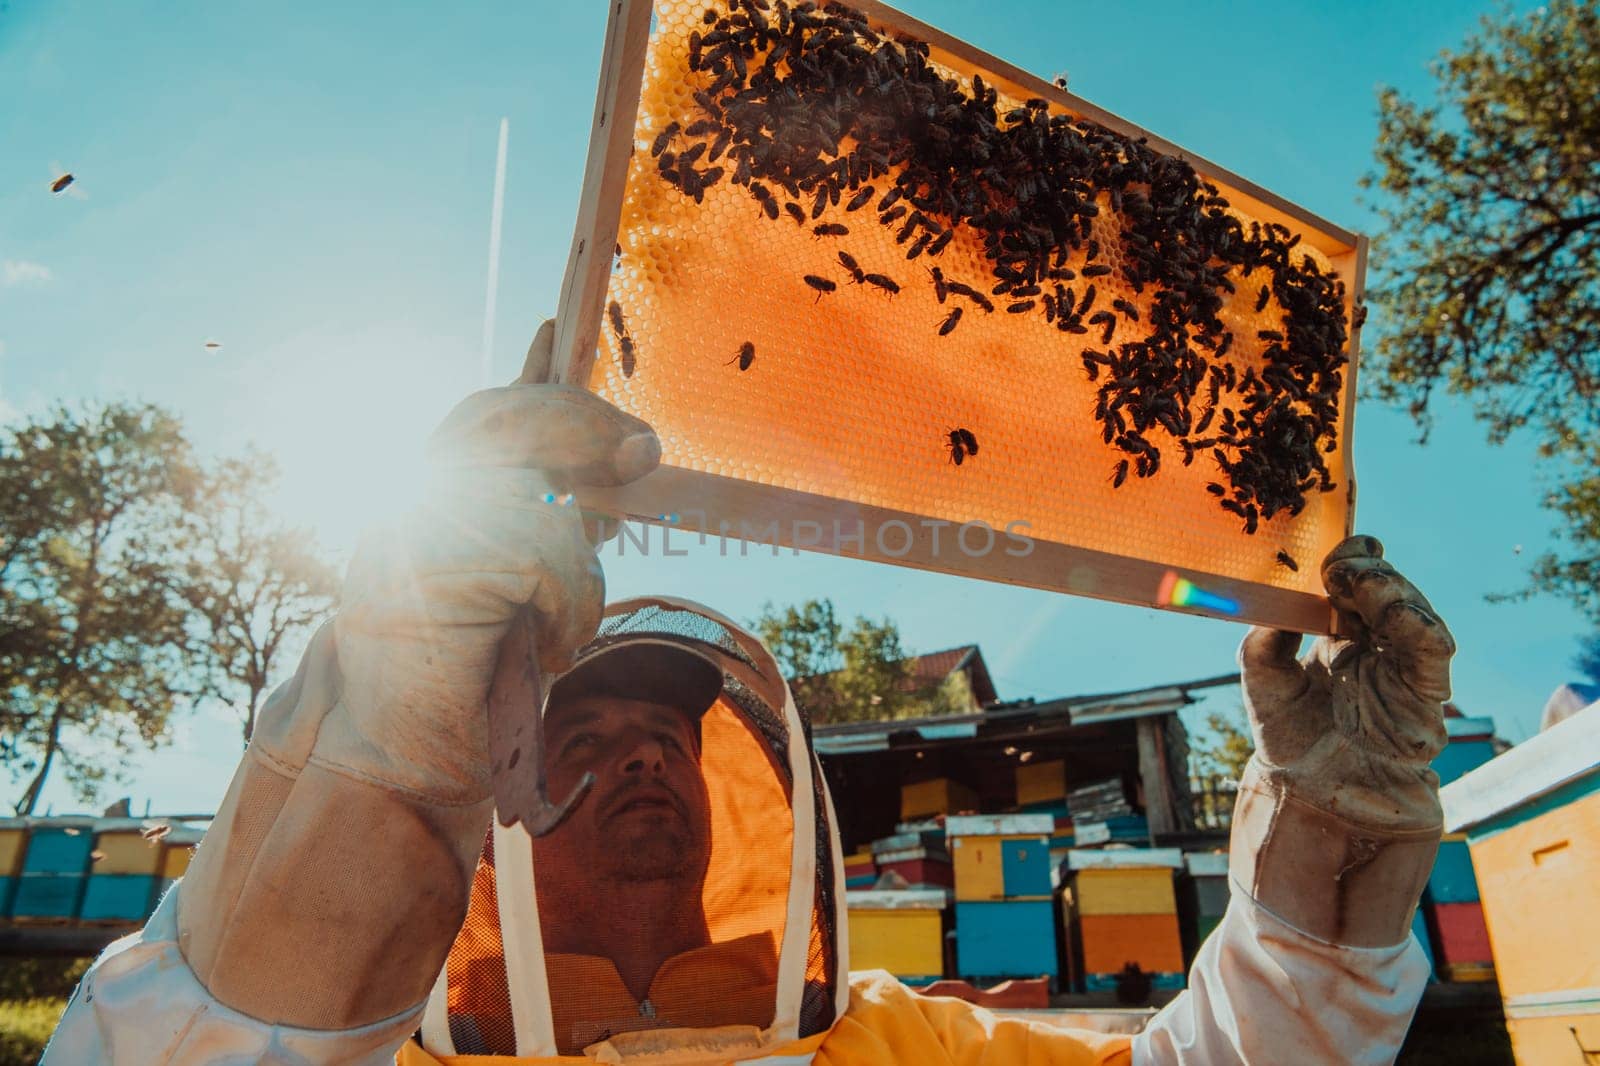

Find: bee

[879,204,908,225]
[929,266,948,303]
[862,273,900,295]
[878,186,903,212]
[1257,329,1285,342]
[1082,264,1112,278]
[685,118,720,137]
[651,122,681,157]
[1007,300,1034,314]
[803,274,837,301]
[620,335,636,377]
[1352,302,1369,329]
[51,173,75,194]
[838,251,865,282]
[1255,286,1270,312]
[812,186,829,219]
[728,340,756,371]
[1110,459,1129,488]
[678,142,707,167]
[905,233,931,259]
[926,229,953,257]
[945,429,976,465]
[1276,550,1298,572]
[938,306,963,336]
[845,185,876,211]
[813,222,849,237]
[607,300,626,337]
[784,202,806,224]
[751,182,779,219]
[1111,298,1139,321]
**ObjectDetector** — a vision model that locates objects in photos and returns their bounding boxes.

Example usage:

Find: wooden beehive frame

[553,0,1365,635]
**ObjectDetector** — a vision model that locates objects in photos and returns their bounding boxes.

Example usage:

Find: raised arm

[44,322,659,1063]
[1137,536,1452,1064]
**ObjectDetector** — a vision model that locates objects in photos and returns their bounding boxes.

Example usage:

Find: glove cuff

[1229,761,1439,948]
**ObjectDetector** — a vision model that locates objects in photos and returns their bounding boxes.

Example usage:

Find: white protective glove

[1231,534,1454,947]
[174,319,659,1030]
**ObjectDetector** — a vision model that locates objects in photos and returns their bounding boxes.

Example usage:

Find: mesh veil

[424,596,846,1058]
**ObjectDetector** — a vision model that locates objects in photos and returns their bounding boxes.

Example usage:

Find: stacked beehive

[900,778,978,821]
[10,818,95,920]
[843,849,877,890]
[1067,778,1147,846]
[1181,852,1229,961]
[948,814,1058,981]
[1014,759,1075,861]
[81,824,164,922]
[1069,849,1186,991]
[1440,699,1600,1062]
[1426,716,1498,982]
[871,827,952,890]
[845,888,950,982]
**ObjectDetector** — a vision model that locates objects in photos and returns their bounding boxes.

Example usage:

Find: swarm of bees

[637,0,1352,533]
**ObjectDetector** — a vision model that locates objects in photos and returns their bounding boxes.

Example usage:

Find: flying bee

[803,274,837,301]
[1276,550,1298,572]
[728,340,756,371]
[651,122,681,157]
[938,306,963,336]
[1110,459,1129,488]
[862,273,900,295]
[620,335,636,377]
[51,173,75,193]
[845,185,876,211]
[813,222,848,237]
[607,300,626,337]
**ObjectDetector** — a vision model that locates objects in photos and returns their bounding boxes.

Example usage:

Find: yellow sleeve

[817,971,1133,1066]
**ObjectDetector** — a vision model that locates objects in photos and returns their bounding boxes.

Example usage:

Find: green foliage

[0,997,67,1066]
[1363,0,1600,620]
[1190,705,1254,782]
[175,450,339,743]
[0,403,202,813]
[752,598,959,724]
[1576,630,1600,685]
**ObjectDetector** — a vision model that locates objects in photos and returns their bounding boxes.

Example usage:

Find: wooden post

[1136,716,1178,837]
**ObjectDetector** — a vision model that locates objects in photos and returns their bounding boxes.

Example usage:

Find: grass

[0,997,68,1066]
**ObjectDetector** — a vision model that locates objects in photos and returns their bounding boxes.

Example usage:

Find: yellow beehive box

[0,825,25,876]
[161,842,197,880]
[1015,760,1068,808]
[951,836,1005,902]
[1075,867,1178,916]
[557,0,1366,636]
[847,889,948,980]
[1441,702,1600,1066]
[900,778,977,820]
[92,831,164,876]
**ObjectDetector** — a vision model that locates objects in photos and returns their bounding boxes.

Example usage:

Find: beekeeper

[45,321,1454,1065]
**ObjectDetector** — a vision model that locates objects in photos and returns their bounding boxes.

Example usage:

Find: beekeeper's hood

[415,596,849,1063]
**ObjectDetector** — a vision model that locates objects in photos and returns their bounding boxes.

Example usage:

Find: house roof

[795,644,999,719]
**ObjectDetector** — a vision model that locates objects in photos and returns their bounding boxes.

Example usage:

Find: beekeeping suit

[46,322,1449,1065]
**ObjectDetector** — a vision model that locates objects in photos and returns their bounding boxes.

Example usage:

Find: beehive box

[847,888,949,980]
[555,0,1366,634]
[1441,700,1600,1063]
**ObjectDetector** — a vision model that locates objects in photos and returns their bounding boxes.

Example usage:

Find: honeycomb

[577,0,1361,613]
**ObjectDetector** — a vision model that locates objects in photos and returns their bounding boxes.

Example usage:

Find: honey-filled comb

[552,0,1366,634]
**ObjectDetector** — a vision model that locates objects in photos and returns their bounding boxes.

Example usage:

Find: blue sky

[2,0,1586,815]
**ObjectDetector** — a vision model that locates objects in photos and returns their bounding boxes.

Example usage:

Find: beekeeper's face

[535,696,713,887]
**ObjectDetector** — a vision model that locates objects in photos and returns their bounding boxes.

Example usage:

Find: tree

[1189,706,1254,782]
[1363,0,1600,619]
[753,599,951,724]
[175,451,339,744]
[1576,631,1600,686]
[1,403,201,813]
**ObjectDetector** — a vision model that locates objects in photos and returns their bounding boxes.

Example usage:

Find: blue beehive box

[21,826,94,874]
[1426,839,1479,904]
[80,874,157,922]
[954,900,1058,979]
[11,874,85,919]
[1432,741,1496,787]
[1000,837,1052,897]
[1411,906,1436,977]
[0,876,13,918]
